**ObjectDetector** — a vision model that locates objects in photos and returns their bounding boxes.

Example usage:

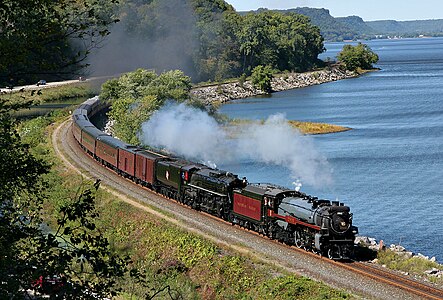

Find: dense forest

[0,0,119,86]
[1,0,326,86]
[269,7,443,41]
[91,0,325,82]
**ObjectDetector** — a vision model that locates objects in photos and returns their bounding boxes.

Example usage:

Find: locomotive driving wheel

[294,230,303,248]
[327,245,341,260]
[327,248,334,259]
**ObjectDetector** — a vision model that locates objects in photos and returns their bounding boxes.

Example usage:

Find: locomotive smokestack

[292,180,302,192]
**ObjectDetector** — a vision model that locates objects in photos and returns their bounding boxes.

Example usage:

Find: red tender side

[233,193,262,221]
[135,151,157,185]
[118,148,136,177]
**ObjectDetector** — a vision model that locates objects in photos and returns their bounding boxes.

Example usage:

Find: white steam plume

[139,102,230,164]
[139,103,333,188]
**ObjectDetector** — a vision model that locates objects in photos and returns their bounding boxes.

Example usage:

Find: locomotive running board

[187,184,227,197]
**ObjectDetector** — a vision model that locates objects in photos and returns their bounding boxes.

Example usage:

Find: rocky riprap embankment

[355,236,443,279]
[191,68,357,105]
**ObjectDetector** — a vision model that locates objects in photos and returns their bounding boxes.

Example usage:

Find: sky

[224,0,443,21]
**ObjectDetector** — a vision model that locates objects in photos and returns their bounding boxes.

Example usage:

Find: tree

[0,100,129,299]
[103,69,193,144]
[251,65,274,93]
[0,0,119,86]
[337,43,379,71]
[96,1,324,82]
[236,11,324,74]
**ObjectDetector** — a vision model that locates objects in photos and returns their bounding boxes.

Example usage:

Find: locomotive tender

[72,97,358,259]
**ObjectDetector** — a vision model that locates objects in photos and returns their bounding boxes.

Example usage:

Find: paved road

[0,75,118,94]
[0,79,85,94]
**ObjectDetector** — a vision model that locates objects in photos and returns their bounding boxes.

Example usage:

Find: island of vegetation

[289,120,351,135]
[228,119,351,135]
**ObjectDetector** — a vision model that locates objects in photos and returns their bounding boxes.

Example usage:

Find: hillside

[264,8,357,41]
[251,7,443,41]
[367,19,443,37]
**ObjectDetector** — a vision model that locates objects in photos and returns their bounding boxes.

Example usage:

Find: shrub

[337,43,379,71]
[251,65,274,93]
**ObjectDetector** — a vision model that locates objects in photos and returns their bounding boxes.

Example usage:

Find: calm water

[14,97,88,118]
[219,38,443,261]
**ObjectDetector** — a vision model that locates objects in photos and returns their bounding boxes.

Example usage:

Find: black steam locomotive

[72,97,358,259]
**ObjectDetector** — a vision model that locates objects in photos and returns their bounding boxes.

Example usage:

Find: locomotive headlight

[331,213,351,234]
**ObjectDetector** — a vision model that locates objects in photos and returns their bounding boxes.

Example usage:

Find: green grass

[288,120,351,135]
[3,83,98,118]
[1,82,98,105]
[377,250,443,284]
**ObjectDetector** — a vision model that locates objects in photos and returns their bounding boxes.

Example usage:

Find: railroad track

[280,239,443,299]
[339,261,443,300]
[55,119,443,300]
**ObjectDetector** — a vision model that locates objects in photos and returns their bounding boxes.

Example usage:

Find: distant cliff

[246,7,443,41]
[367,19,443,37]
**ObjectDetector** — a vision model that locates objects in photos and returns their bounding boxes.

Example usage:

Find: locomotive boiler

[278,196,358,259]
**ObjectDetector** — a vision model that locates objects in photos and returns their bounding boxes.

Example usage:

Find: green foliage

[377,250,443,279]
[102,69,192,144]
[101,69,191,104]
[100,78,124,103]
[148,70,193,101]
[0,104,50,299]
[337,43,379,71]
[0,0,119,86]
[0,101,129,299]
[2,83,97,105]
[251,65,274,93]
[255,275,350,300]
[18,117,53,159]
[237,11,325,74]
[117,1,324,81]
[238,73,247,88]
[216,256,256,293]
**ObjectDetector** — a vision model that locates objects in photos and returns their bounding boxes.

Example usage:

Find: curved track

[54,119,443,300]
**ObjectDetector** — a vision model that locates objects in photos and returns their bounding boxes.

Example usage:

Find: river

[219,38,443,261]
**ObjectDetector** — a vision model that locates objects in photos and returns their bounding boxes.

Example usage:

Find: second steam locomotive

[72,97,358,259]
